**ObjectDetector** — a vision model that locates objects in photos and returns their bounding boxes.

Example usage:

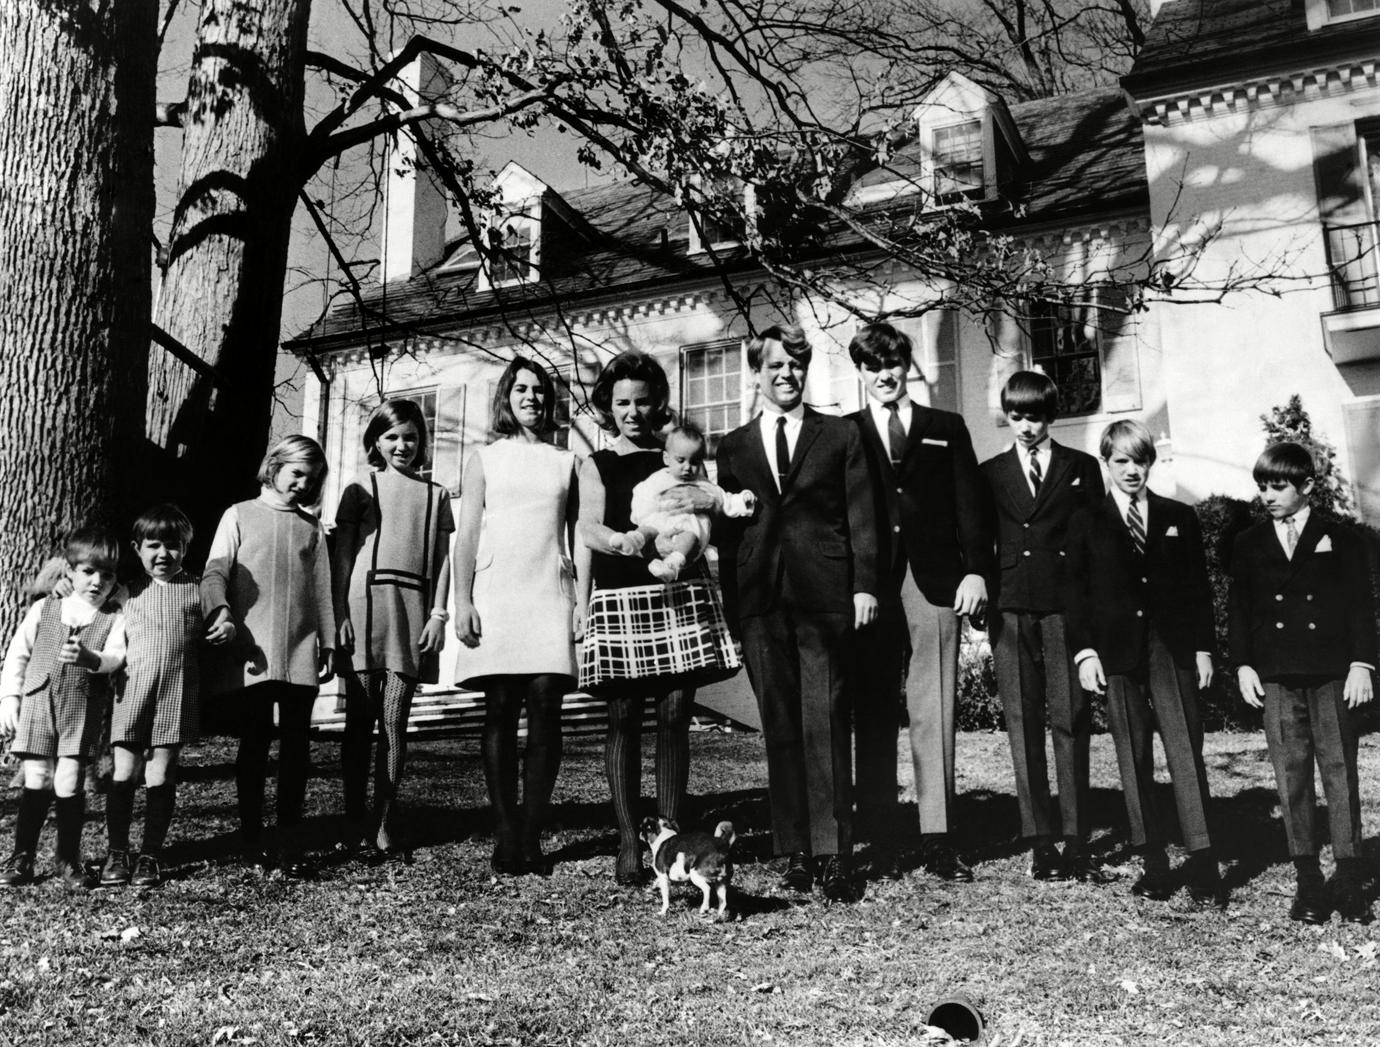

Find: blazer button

[1276,622,1284,629]
[1308,623,1316,630]
[1275,594,1283,602]
[1023,523,1030,529]
[1023,550,1031,557]
[1135,610,1143,618]
[896,487,903,495]
[1306,594,1314,601]
[892,525,901,533]
[1141,577,1148,584]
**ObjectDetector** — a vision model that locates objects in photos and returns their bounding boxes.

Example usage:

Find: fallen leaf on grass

[1119,979,1139,994]
[1356,942,1378,962]
[1319,941,1347,962]
[751,982,776,994]
[120,927,141,943]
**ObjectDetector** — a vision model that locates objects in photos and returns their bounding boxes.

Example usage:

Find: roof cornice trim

[1132,56,1379,126]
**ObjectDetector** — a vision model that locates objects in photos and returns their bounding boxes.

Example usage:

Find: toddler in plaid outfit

[0,528,126,890]
[99,505,234,889]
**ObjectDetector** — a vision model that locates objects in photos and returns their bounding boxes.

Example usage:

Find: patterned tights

[341,670,417,846]
[605,687,692,850]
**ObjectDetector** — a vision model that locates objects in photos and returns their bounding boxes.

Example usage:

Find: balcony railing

[1324,219,1380,311]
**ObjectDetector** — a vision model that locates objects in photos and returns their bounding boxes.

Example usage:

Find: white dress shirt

[867,395,912,461]
[758,404,806,491]
[1,594,126,701]
[1109,486,1149,532]
[1019,438,1051,498]
[1273,505,1309,559]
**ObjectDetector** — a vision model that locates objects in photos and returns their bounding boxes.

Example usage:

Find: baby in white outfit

[610,424,756,581]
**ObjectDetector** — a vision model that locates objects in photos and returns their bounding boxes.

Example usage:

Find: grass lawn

[1,728,1378,1046]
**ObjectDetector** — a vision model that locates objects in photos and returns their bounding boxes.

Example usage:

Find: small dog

[640,816,735,916]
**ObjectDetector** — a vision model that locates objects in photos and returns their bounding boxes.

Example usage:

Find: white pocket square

[921,437,949,447]
[1164,526,1179,537]
[1072,477,1081,486]
[1316,535,1333,553]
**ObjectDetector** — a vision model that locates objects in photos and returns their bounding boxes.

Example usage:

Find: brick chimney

[380,52,447,284]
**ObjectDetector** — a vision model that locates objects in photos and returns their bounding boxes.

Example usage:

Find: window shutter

[1310,124,1366,224]
[433,384,466,496]
[1098,290,1142,414]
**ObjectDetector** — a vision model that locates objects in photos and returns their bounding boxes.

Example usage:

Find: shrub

[956,632,1003,732]
[1260,394,1355,518]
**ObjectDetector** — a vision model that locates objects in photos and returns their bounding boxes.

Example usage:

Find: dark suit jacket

[1227,514,1378,680]
[715,409,878,622]
[981,441,1105,614]
[1064,492,1215,675]
[849,403,994,607]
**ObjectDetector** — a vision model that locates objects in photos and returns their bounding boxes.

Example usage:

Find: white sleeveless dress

[454,439,578,687]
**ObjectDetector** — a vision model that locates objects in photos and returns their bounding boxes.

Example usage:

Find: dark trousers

[1262,678,1362,859]
[1104,631,1212,851]
[740,600,853,858]
[992,610,1089,842]
[855,569,959,839]
[235,682,317,841]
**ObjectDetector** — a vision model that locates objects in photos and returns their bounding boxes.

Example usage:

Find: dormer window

[1306,0,1379,28]
[486,220,535,285]
[932,120,985,202]
[688,180,754,254]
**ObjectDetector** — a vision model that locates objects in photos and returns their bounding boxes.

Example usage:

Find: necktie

[1127,497,1146,556]
[1028,450,1043,495]
[885,402,906,467]
[1284,515,1299,558]
[775,416,790,490]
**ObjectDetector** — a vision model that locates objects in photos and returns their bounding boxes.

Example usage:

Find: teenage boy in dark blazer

[1065,420,1221,905]
[981,370,1105,881]
[847,323,993,881]
[716,324,879,903]
[1229,441,1376,924]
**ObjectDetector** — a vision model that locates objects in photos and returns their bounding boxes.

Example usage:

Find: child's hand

[205,609,236,646]
[853,593,878,630]
[1078,656,1106,696]
[317,649,335,684]
[1237,666,1265,709]
[1344,664,1374,708]
[0,696,19,740]
[741,490,757,514]
[418,617,445,655]
[455,603,482,648]
[337,618,355,653]
[1195,652,1214,690]
[58,636,94,670]
[572,603,586,643]
[51,577,74,598]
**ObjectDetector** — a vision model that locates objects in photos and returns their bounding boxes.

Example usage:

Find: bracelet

[429,608,450,622]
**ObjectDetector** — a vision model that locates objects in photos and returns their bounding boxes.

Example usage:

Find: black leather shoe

[779,852,813,893]
[57,859,94,891]
[241,844,271,873]
[130,854,162,889]
[100,849,132,887]
[523,841,554,878]
[1333,874,1374,925]
[1184,852,1224,908]
[921,838,973,882]
[1030,844,1068,881]
[869,847,902,882]
[491,844,527,877]
[1131,851,1175,901]
[1064,843,1110,885]
[0,850,35,888]
[818,855,864,903]
[1290,878,1330,925]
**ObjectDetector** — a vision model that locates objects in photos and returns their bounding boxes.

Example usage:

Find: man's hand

[1195,651,1213,690]
[1237,665,1265,709]
[1078,655,1106,696]
[1344,664,1374,708]
[953,574,987,618]
[853,593,878,630]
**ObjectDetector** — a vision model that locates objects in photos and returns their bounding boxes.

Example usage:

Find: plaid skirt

[579,579,740,692]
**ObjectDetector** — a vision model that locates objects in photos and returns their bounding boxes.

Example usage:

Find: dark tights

[236,683,317,851]
[481,674,566,857]
[341,669,417,846]
[605,688,693,856]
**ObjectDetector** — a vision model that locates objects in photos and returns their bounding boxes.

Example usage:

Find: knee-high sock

[374,671,416,842]
[482,683,524,848]
[106,778,136,852]
[655,688,692,825]
[605,694,644,846]
[142,782,176,856]
[521,674,565,843]
[54,793,86,864]
[14,787,53,856]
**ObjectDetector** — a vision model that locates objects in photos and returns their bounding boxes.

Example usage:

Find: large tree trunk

[0,2,155,638]
[147,0,311,549]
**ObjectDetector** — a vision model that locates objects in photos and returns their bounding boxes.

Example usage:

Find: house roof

[288,86,1146,353]
[1124,0,1379,96]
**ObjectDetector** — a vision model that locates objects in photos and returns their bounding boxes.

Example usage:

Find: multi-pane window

[681,341,743,456]
[1029,304,1102,416]
[487,221,533,284]
[356,388,439,482]
[1326,0,1378,16]
[932,120,984,201]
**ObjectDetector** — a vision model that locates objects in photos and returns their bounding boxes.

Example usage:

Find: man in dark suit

[1065,420,1220,905]
[716,323,878,902]
[1230,441,1376,924]
[847,323,993,882]
[981,370,1105,881]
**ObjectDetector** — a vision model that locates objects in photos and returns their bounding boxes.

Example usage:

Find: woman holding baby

[576,351,741,886]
